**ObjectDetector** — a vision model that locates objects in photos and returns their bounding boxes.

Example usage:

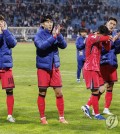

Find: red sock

[91,94,99,115]
[37,96,45,118]
[87,93,101,107]
[56,96,64,117]
[87,95,92,107]
[105,91,112,108]
[6,95,14,115]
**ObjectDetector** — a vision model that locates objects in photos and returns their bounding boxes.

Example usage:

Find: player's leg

[100,65,117,115]
[83,85,105,110]
[50,67,68,124]
[1,69,15,123]
[53,87,68,124]
[103,82,114,115]
[6,88,15,122]
[91,85,105,115]
[37,88,48,124]
[76,56,83,82]
[81,70,92,118]
[91,89,105,120]
[37,69,50,124]
[81,70,105,120]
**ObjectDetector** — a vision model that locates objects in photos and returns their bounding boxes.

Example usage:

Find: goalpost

[8,27,39,42]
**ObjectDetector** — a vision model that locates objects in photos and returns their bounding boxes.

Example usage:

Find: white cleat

[103,108,113,115]
[77,79,80,83]
[7,115,15,123]
[81,105,92,119]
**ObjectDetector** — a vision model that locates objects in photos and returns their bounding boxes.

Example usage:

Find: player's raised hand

[52,25,61,38]
[112,33,120,42]
[0,26,2,33]
[109,35,113,41]
[117,32,120,38]
[52,26,57,38]
[0,21,7,31]
[56,24,61,35]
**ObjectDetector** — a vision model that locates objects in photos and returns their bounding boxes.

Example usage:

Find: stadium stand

[0,0,120,41]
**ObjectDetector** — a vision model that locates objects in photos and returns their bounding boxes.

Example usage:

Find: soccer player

[0,15,17,122]
[100,17,120,115]
[75,28,87,82]
[81,25,112,120]
[34,14,68,124]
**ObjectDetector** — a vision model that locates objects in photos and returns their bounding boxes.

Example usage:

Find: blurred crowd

[0,0,120,38]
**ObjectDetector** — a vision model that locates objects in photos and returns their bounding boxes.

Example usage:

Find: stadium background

[0,0,120,41]
[0,0,120,134]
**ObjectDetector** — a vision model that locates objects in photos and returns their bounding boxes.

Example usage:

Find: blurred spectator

[0,0,120,39]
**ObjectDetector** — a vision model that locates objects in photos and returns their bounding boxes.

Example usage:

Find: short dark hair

[108,17,117,23]
[0,15,5,21]
[40,14,53,23]
[79,28,87,33]
[98,25,109,35]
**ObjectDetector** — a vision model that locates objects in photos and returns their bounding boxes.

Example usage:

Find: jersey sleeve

[89,35,110,44]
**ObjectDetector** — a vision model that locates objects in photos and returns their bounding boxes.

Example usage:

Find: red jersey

[84,34,110,71]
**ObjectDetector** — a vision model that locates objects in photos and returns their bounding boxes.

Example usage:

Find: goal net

[8,27,39,42]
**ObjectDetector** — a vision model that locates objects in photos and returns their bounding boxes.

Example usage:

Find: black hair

[98,25,109,35]
[79,28,87,33]
[108,17,117,23]
[40,14,53,23]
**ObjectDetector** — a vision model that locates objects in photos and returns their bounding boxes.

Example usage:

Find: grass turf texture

[0,42,120,134]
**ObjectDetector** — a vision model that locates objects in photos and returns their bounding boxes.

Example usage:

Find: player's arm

[90,34,111,44]
[98,35,111,42]
[112,32,120,42]
[1,21,17,48]
[34,31,56,50]
[56,34,67,49]
[53,25,67,49]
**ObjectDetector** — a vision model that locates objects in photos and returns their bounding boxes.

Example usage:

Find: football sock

[6,95,14,115]
[56,96,64,117]
[86,95,92,107]
[105,90,112,108]
[86,91,102,108]
[37,95,45,118]
[91,94,99,115]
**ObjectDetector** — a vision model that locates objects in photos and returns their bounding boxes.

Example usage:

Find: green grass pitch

[0,42,120,134]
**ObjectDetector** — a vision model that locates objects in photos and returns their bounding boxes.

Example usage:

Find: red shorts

[83,69,104,90]
[37,67,62,88]
[0,68,15,89]
[100,65,118,83]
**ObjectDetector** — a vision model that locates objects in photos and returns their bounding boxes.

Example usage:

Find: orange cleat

[41,117,48,125]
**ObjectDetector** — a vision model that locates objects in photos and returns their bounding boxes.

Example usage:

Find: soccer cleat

[81,105,92,119]
[59,117,68,124]
[7,115,15,123]
[41,117,48,125]
[94,114,106,120]
[103,108,113,115]
[77,79,80,83]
